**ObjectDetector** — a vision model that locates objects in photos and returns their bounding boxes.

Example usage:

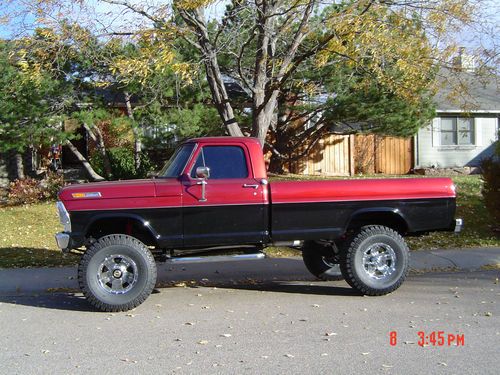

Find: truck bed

[269,178,456,241]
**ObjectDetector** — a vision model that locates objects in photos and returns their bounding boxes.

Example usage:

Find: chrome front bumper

[454,218,463,233]
[55,232,70,252]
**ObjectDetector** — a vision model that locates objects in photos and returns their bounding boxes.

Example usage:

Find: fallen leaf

[198,340,209,345]
[284,354,294,358]
[325,332,338,336]
[485,312,493,317]
[220,333,232,338]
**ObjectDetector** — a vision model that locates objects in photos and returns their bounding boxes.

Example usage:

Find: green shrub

[90,147,155,180]
[481,148,500,231]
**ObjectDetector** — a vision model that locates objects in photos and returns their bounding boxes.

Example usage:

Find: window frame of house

[438,116,475,147]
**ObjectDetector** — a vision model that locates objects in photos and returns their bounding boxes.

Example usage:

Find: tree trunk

[177,7,243,137]
[14,153,25,180]
[65,140,105,181]
[124,92,142,171]
[83,123,112,178]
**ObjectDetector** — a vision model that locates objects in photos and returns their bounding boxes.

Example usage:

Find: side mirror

[195,166,210,202]
[196,166,210,180]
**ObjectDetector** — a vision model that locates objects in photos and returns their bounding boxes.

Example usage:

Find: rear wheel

[302,241,343,281]
[78,234,157,312]
[340,226,409,295]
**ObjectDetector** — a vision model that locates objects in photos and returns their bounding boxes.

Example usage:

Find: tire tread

[78,234,157,312]
[340,225,409,296]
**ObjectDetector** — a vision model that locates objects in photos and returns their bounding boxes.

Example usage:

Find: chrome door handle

[243,184,259,189]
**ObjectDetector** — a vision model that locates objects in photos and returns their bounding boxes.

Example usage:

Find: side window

[190,146,248,179]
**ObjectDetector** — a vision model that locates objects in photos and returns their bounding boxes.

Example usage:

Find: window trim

[184,143,252,179]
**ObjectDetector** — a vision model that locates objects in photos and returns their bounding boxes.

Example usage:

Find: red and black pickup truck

[55,137,462,311]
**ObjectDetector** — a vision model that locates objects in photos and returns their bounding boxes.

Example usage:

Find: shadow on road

[0,292,95,312]
[194,280,362,297]
[0,279,362,312]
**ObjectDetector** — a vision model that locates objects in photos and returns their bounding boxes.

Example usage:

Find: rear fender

[346,208,409,234]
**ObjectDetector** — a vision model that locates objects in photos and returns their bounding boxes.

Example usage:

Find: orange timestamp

[389,331,465,347]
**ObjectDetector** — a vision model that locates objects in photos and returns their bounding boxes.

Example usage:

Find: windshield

[158,143,195,178]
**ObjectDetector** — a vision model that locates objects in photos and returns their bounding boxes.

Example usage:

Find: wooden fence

[290,134,413,176]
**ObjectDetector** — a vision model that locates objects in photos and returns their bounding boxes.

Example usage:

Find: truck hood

[59,179,158,201]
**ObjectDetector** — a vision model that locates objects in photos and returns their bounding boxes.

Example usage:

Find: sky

[0,0,498,52]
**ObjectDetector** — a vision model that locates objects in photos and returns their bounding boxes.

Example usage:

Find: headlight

[56,201,71,232]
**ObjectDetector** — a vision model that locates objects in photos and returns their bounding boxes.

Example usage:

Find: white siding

[416,116,498,168]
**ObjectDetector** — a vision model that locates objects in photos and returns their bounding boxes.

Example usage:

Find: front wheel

[340,226,409,296]
[78,234,157,312]
[302,241,344,281]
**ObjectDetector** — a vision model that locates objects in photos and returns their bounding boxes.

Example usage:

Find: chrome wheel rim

[362,243,397,280]
[97,254,138,294]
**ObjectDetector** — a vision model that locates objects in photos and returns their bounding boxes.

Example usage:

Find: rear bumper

[454,218,463,233]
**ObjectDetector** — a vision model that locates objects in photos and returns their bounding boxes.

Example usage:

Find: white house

[415,69,499,169]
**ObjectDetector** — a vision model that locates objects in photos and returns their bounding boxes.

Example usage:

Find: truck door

[181,143,268,247]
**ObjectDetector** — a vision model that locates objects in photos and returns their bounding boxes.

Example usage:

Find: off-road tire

[340,225,409,296]
[78,234,157,312]
[302,241,344,281]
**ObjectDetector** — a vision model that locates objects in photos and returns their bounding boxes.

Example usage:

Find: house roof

[434,69,500,114]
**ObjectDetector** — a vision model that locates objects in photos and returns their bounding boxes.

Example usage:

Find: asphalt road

[0,269,499,375]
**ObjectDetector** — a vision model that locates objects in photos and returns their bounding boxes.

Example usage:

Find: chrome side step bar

[166,253,266,264]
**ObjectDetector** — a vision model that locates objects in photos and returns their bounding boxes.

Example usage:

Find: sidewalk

[0,247,499,295]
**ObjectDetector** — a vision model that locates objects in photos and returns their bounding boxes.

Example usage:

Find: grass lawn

[0,202,77,268]
[0,175,498,268]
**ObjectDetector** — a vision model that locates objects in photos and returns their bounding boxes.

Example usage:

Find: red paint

[270,178,455,204]
[58,137,455,212]
[59,179,157,201]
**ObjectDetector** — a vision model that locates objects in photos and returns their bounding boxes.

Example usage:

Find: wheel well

[86,218,158,247]
[347,212,408,234]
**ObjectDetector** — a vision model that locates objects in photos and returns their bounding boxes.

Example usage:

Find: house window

[440,117,474,146]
